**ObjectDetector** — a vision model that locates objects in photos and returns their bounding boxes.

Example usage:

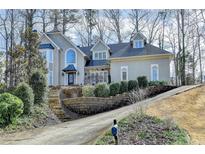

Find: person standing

[111,119,118,145]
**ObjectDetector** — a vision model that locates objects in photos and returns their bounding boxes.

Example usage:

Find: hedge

[94,83,110,97]
[29,71,48,104]
[109,82,120,96]
[14,82,34,115]
[119,81,128,94]
[128,80,138,91]
[82,85,95,97]
[148,80,168,86]
[137,76,148,88]
[0,93,23,127]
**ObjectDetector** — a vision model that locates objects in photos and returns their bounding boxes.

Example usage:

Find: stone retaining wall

[63,93,129,115]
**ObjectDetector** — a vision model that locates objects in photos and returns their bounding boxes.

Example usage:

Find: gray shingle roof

[109,43,171,58]
[85,60,109,67]
[46,33,69,50]
[78,46,93,58]
[79,42,171,59]
[39,43,54,49]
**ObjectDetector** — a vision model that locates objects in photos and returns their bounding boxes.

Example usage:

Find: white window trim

[64,48,78,85]
[134,40,144,48]
[151,64,159,81]
[92,50,108,60]
[121,66,128,81]
[88,70,108,84]
[48,49,53,64]
[40,49,53,68]
[65,48,77,66]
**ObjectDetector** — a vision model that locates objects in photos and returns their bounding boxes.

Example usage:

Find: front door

[68,74,74,85]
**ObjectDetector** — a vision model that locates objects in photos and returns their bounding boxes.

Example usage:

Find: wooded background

[0,9,204,87]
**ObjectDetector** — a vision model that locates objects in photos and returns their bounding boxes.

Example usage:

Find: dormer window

[134,40,144,48]
[93,51,107,60]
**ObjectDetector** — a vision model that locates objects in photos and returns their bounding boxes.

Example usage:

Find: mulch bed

[96,114,188,145]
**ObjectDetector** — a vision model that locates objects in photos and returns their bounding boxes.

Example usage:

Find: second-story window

[93,51,107,60]
[41,50,53,63]
[66,49,76,64]
[103,52,106,59]
[48,50,53,63]
[99,52,102,60]
[94,53,98,59]
[134,40,144,48]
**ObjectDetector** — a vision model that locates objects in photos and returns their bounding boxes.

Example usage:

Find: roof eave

[110,53,173,60]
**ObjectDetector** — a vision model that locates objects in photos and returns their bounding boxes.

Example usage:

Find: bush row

[82,76,169,98]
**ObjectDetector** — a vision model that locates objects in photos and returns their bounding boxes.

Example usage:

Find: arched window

[66,49,76,64]
[151,64,159,81]
[121,66,128,81]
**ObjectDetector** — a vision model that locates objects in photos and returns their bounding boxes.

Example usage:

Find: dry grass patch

[146,85,205,144]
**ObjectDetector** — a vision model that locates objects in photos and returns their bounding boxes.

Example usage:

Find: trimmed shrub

[128,80,138,91]
[0,93,23,127]
[119,81,128,94]
[137,76,148,88]
[148,80,168,86]
[109,82,120,96]
[29,71,48,104]
[82,85,95,97]
[94,83,110,97]
[14,82,34,115]
[62,86,82,98]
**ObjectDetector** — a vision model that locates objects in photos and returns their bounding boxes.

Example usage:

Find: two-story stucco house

[39,31,172,86]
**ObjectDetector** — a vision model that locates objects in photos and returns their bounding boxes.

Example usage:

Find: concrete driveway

[0,85,199,145]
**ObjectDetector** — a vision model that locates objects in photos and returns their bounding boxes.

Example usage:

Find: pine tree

[22,28,47,80]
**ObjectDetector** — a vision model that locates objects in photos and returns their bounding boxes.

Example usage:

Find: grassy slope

[96,113,189,145]
[146,85,205,144]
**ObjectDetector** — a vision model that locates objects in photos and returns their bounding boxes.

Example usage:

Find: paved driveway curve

[0,85,199,145]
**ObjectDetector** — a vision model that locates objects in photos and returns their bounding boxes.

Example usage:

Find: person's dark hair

[113,119,117,125]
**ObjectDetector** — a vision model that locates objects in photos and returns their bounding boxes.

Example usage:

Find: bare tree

[104,9,123,43]
[84,9,98,46]
[49,9,61,31]
[0,10,9,87]
[37,10,50,32]
[60,9,79,34]
[146,10,161,44]
[128,9,149,38]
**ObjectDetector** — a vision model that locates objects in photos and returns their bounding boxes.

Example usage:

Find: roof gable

[39,33,60,49]
[131,32,147,41]
[90,39,110,51]
[46,32,87,57]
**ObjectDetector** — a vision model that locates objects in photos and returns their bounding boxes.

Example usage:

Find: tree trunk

[42,10,46,33]
[197,27,203,83]
[62,9,66,34]
[9,9,14,87]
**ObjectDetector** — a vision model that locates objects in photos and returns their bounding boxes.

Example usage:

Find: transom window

[93,51,107,60]
[134,40,144,48]
[66,49,76,64]
[121,66,128,81]
[151,64,159,81]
